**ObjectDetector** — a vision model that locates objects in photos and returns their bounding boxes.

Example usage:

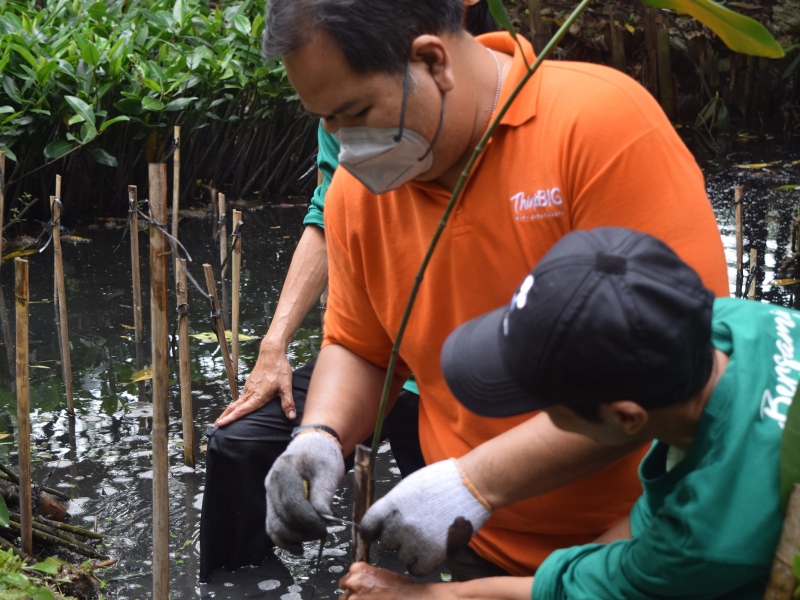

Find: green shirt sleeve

[533,523,764,600]
[303,123,340,229]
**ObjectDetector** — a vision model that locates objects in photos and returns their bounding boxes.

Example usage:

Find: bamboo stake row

[14,257,31,556]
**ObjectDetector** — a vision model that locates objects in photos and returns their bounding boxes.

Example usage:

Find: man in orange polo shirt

[261,0,729,579]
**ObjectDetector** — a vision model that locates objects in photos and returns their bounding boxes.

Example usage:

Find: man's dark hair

[568,343,717,422]
[465,1,499,36]
[263,0,466,74]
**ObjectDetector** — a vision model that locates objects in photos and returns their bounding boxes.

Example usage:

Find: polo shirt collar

[477,32,539,127]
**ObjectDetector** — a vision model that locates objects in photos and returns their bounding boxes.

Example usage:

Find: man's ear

[410,35,455,93]
[602,401,649,436]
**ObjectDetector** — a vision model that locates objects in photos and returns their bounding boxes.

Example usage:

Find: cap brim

[441,307,551,418]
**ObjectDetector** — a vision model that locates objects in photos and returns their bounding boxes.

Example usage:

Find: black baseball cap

[441,228,715,417]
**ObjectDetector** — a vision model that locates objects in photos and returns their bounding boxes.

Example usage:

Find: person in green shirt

[338,227,792,600]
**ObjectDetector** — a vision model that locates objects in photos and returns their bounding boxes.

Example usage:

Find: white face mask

[335,63,445,195]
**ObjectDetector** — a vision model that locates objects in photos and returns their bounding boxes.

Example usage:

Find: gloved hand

[265,430,345,554]
[360,458,492,576]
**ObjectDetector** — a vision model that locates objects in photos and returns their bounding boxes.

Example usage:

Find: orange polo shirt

[322,32,729,575]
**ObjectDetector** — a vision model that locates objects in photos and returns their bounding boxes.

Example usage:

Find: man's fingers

[359,499,392,544]
[279,386,296,421]
[215,398,263,427]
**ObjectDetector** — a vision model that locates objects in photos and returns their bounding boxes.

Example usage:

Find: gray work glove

[360,458,492,576]
[265,431,345,554]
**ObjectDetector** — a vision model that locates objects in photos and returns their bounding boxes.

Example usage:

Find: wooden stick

[232,210,242,373]
[609,14,626,72]
[764,484,800,600]
[177,259,194,468]
[218,193,227,279]
[748,248,758,300]
[172,126,180,243]
[129,186,146,402]
[54,176,61,346]
[14,258,31,556]
[352,444,372,564]
[0,152,9,385]
[735,186,744,298]
[203,264,239,401]
[210,188,218,239]
[148,163,170,600]
[655,14,673,119]
[51,195,74,414]
[0,154,14,387]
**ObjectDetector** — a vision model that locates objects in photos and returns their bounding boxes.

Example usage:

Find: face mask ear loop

[418,93,445,162]
[394,61,411,143]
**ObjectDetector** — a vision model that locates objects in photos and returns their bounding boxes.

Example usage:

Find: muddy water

[0,135,798,600]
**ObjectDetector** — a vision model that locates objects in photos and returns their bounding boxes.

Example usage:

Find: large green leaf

[0,146,18,162]
[638,0,784,58]
[43,139,74,159]
[99,115,130,132]
[64,95,95,127]
[142,96,164,111]
[81,42,100,66]
[0,494,8,527]
[88,148,118,166]
[486,0,517,43]
[780,378,800,512]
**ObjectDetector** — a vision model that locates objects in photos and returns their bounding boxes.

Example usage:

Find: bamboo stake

[610,14,626,72]
[0,152,14,389]
[218,193,227,279]
[51,195,74,414]
[14,257,31,556]
[764,484,800,600]
[655,14,674,119]
[53,176,62,383]
[177,259,194,468]
[352,445,372,564]
[172,126,180,243]
[210,188,218,239]
[231,210,242,373]
[203,264,239,401]
[129,186,146,402]
[148,163,170,600]
[735,186,744,298]
[748,248,758,300]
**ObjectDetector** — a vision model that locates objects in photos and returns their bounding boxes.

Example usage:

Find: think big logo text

[510,188,565,222]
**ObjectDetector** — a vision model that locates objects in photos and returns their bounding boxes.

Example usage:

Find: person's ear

[602,401,649,436]
[410,35,455,93]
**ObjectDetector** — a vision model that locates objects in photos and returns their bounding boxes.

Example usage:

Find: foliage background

[0,0,318,219]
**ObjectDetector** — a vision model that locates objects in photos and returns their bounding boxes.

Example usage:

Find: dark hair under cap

[263,0,466,75]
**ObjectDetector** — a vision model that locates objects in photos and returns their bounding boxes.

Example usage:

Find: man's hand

[215,340,295,426]
[340,563,439,600]
[265,431,344,554]
[360,459,491,576]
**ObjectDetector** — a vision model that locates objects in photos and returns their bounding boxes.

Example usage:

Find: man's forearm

[459,412,646,509]
[264,224,328,350]
[302,344,406,453]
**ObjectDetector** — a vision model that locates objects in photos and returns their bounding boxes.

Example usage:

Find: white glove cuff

[286,429,343,457]
[423,458,492,534]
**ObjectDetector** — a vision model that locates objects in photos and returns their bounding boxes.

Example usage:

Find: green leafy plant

[0,0,315,215]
